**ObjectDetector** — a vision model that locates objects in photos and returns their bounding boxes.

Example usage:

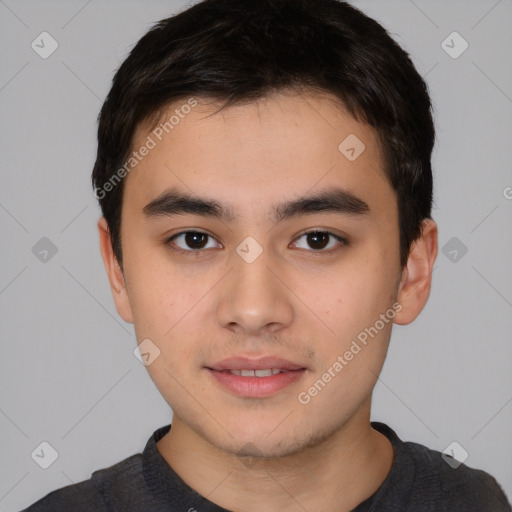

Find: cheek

[124,258,210,363]
[126,275,174,338]
[123,244,191,337]
[321,260,397,337]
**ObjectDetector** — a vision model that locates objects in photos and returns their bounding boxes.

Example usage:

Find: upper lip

[207,356,305,371]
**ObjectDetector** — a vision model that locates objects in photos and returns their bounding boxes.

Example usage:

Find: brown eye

[292,231,347,252]
[306,232,330,250]
[183,232,209,249]
[168,231,220,252]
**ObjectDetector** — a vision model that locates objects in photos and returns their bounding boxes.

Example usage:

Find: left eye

[292,231,346,252]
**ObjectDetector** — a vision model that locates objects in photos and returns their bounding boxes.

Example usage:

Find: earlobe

[394,219,438,325]
[97,217,134,324]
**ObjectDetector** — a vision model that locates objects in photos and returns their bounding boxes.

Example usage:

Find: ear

[394,219,438,325]
[97,217,134,324]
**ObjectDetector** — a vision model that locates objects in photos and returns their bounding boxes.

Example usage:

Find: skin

[98,89,438,512]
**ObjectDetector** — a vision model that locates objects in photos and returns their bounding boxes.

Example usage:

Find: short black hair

[92,0,435,268]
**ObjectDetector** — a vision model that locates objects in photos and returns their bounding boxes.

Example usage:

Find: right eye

[166,231,222,253]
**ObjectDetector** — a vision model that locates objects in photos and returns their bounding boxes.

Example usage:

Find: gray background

[1,0,511,509]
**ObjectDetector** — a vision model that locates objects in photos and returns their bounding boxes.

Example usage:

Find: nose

[216,244,294,335]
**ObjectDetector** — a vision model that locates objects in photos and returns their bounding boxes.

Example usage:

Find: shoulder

[371,422,511,511]
[20,454,144,512]
[403,438,511,511]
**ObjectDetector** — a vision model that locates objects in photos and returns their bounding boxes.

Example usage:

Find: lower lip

[207,369,306,398]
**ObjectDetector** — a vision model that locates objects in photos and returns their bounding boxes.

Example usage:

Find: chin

[230,435,307,459]
[205,420,324,460]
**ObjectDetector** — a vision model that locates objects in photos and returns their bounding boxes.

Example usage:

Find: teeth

[226,368,284,377]
[255,369,273,377]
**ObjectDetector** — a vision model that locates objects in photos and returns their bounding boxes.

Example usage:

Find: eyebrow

[142,186,370,224]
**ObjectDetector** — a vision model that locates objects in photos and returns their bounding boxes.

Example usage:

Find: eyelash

[165,230,349,256]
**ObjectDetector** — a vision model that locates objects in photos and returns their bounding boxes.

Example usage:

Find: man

[23,0,511,510]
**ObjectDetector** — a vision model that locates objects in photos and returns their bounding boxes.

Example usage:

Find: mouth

[207,355,306,372]
[205,356,307,397]
[218,368,290,376]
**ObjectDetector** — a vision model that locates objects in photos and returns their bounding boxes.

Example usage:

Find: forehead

[123,90,393,220]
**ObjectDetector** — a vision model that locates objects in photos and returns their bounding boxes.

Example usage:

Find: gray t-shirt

[22,421,511,511]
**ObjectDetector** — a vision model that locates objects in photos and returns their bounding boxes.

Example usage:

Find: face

[100,90,435,458]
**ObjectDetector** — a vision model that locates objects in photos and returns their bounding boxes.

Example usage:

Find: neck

[157,405,393,512]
